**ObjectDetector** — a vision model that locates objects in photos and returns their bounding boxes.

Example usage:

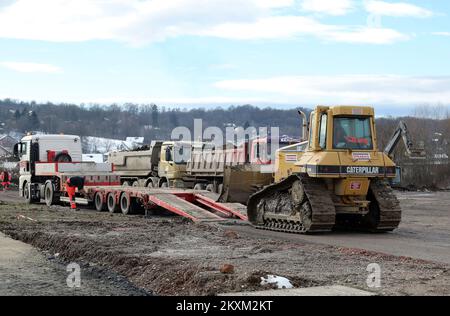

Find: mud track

[0,191,449,296]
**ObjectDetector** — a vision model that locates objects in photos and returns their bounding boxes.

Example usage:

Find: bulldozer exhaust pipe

[298,110,308,142]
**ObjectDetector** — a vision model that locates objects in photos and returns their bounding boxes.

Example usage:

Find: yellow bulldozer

[247,105,402,234]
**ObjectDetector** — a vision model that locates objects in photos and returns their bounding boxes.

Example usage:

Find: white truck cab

[14,134,115,205]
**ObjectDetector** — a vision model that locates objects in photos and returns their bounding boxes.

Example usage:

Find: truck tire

[206,184,215,192]
[159,179,168,188]
[44,180,59,207]
[107,193,118,213]
[122,181,131,187]
[94,192,106,212]
[120,193,133,215]
[194,183,205,191]
[54,153,72,162]
[132,181,139,187]
[146,181,154,188]
[24,182,32,204]
[24,182,39,204]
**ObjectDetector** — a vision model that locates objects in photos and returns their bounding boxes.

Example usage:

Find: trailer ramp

[147,193,225,223]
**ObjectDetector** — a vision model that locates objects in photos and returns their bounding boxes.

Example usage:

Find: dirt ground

[0,190,449,296]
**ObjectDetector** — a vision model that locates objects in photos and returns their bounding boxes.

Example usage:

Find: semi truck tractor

[14,134,118,205]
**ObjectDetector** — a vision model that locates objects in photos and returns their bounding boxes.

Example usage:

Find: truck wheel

[107,193,118,213]
[146,181,154,188]
[132,181,139,187]
[194,183,205,191]
[94,192,106,212]
[24,182,32,204]
[44,181,59,207]
[206,184,214,192]
[122,181,131,187]
[24,182,39,204]
[54,153,72,162]
[160,181,168,188]
[120,193,133,215]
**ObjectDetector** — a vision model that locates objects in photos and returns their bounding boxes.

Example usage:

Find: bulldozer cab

[307,106,376,153]
[294,106,396,180]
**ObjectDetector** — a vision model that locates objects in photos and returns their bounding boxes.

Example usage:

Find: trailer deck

[68,186,248,223]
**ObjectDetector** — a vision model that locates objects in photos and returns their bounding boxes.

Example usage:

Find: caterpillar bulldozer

[247,106,402,234]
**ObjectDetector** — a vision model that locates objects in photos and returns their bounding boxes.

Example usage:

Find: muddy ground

[0,190,449,296]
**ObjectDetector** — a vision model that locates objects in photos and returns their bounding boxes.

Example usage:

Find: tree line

[0,98,449,188]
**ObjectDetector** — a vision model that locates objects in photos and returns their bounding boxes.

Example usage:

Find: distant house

[0,145,11,157]
[0,135,17,157]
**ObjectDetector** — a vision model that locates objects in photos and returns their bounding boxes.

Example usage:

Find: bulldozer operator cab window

[333,117,373,150]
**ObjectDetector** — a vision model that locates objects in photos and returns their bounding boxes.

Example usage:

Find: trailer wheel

[120,193,133,215]
[107,193,118,213]
[44,180,59,207]
[94,192,106,212]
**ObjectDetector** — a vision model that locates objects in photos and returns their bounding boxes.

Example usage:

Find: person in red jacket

[0,171,12,191]
[65,176,85,209]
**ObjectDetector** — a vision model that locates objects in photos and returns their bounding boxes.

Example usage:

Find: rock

[220,264,235,274]
[224,230,239,239]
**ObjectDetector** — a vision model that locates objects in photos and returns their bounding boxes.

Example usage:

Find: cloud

[364,1,433,18]
[0,0,408,45]
[214,75,450,105]
[210,64,238,70]
[0,61,62,73]
[202,16,408,44]
[300,0,355,16]
[432,32,450,37]
[0,0,287,44]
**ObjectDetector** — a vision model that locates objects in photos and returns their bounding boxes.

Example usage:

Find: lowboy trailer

[14,134,247,223]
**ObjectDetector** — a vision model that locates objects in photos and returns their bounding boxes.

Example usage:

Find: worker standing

[65,176,85,210]
[0,170,12,191]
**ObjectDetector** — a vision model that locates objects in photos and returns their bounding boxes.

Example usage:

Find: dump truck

[108,137,297,203]
[108,140,194,189]
[247,106,402,234]
[108,141,163,187]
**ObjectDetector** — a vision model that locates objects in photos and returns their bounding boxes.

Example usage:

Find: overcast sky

[0,0,449,115]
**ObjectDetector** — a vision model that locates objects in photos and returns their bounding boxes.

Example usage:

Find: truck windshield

[333,117,373,150]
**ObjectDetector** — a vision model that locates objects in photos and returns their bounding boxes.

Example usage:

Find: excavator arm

[384,121,426,159]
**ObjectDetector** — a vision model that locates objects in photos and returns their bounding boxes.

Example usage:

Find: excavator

[384,121,426,160]
[247,106,403,234]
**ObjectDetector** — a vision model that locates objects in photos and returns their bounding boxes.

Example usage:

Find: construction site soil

[0,190,449,296]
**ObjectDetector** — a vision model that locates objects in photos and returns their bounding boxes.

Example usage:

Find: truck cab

[14,134,82,199]
[158,141,189,188]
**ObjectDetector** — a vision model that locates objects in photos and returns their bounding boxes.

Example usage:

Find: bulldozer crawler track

[249,175,336,234]
[369,180,402,232]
